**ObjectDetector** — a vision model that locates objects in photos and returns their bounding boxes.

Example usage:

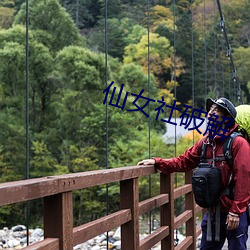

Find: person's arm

[229,136,250,215]
[137,139,203,174]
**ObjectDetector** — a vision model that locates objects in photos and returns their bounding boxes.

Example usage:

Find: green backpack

[223,105,250,170]
[222,105,250,197]
[235,105,250,140]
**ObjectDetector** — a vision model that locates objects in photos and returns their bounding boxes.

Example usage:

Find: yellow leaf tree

[124,31,185,104]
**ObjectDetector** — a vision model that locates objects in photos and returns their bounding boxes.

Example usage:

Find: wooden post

[120,178,139,250]
[44,192,73,250]
[161,173,174,250]
[185,171,196,250]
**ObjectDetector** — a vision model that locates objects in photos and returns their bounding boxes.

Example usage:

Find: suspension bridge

[0,0,249,249]
[0,165,203,249]
[1,165,250,249]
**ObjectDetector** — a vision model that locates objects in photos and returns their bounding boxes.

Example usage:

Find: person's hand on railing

[137,159,155,166]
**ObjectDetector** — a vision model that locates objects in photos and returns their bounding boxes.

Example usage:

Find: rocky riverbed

[0,225,188,249]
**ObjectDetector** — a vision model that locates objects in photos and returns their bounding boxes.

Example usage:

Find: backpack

[192,161,221,208]
[192,143,222,208]
[235,105,250,140]
[192,132,242,208]
[191,132,242,242]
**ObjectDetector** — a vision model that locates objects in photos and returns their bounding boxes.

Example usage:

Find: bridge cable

[172,0,177,176]
[218,21,225,97]
[213,0,218,97]
[172,0,179,245]
[147,0,152,234]
[228,64,231,100]
[76,0,79,27]
[25,0,30,245]
[191,0,195,145]
[104,0,110,248]
[215,8,225,97]
[215,0,242,104]
[203,0,207,98]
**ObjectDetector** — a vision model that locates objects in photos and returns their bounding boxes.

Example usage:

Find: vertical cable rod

[147,0,152,234]
[173,0,179,245]
[213,0,217,96]
[25,0,30,245]
[204,0,207,98]
[228,64,231,100]
[191,0,195,145]
[104,0,109,248]
[76,0,79,27]
[173,0,177,157]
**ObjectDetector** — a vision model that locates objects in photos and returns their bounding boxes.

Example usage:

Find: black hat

[206,97,237,119]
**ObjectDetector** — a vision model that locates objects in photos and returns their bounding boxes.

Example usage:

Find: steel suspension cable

[147,0,152,234]
[228,64,231,100]
[218,23,225,96]
[204,0,207,98]
[220,38,225,96]
[173,0,177,158]
[191,0,195,145]
[172,0,179,245]
[76,0,79,27]
[104,0,109,248]
[213,0,217,95]
[25,0,30,245]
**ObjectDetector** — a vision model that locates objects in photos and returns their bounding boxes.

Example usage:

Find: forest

[0,0,249,228]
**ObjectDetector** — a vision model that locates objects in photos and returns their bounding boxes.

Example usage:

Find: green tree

[234,46,250,102]
[0,6,15,29]
[87,17,137,60]
[0,25,56,132]
[61,0,101,28]
[0,112,26,180]
[30,141,57,177]
[14,0,84,52]
[0,38,27,180]
[45,46,107,167]
[149,5,174,32]
[124,31,185,93]
[222,0,250,46]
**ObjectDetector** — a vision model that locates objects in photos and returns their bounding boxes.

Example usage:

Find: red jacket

[154,124,250,216]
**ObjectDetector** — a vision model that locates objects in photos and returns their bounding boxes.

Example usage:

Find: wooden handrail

[0,165,156,206]
[0,165,203,250]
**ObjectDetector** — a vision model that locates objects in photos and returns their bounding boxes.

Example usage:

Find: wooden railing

[0,165,203,250]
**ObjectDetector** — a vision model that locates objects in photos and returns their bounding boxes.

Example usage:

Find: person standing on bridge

[138,97,250,250]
